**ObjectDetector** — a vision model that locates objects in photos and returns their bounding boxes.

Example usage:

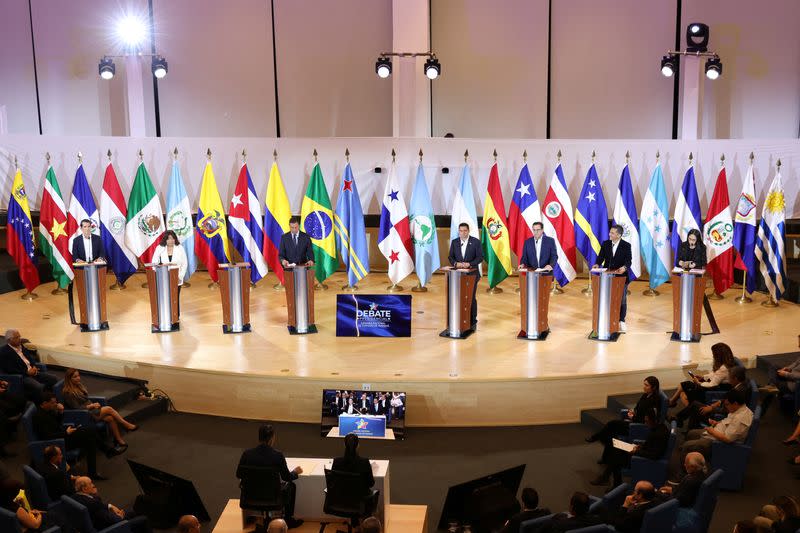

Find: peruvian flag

[703,166,735,294]
[541,163,577,286]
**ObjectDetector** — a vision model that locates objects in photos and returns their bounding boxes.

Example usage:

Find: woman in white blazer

[153,230,188,314]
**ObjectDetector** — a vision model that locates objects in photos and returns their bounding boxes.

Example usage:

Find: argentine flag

[449,164,479,241]
[671,165,703,264]
[639,163,671,289]
[755,170,787,301]
[613,164,641,280]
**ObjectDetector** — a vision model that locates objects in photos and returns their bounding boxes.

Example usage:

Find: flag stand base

[514,287,520,294]
[141,282,149,289]
[21,292,38,301]
[51,287,68,295]
[708,292,724,300]
[761,296,778,308]
[208,282,219,289]
[342,284,359,292]
[386,283,404,292]
[735,284,751,304]
[108,283,125,291]
[411,283,427,293]
[273,283,285,291]
[486,286,503,294]
[250,282,257,289]
[551,283,564,294]
[581,279,592,296]
[642,288,659,297]
[182,282,191,288]
[315,282,328,291]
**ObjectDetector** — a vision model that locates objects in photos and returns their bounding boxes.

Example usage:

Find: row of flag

[5,152,788,302]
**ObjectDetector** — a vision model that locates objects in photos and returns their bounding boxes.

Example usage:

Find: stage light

[424,56,441,80]
[116,14,149,49]
[660,54,678,77]
[705,56,722,80]
[98,57,115,80]
[686,22,709,52]
[152,55,168,79]
[375,57,392,78]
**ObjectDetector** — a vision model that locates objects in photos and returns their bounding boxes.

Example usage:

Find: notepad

[612,438,637,452]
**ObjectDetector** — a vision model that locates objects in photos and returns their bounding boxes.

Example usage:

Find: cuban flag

[66,164,99,254]
[640,163,672,289]
[541,163,577,286]
[732,163,758,293]
[613,163,641,280]
[670,164,702,264]
[228,164,269,284]
[378,163,415,285]
[507,163,541,261]
[100,162,138,284]
[755,170,787,301]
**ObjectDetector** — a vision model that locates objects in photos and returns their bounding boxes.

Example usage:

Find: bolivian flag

[481,163,513,288]
[300,163,338,283]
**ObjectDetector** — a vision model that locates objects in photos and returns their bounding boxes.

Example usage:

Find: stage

[6,271,798,426]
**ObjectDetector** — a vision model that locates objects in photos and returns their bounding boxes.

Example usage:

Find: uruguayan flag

[755,170,786,300]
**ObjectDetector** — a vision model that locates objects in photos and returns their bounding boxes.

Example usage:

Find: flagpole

[15,155,38,301]
[735,152,755,304]
[342,148,360,293]
[46,151,70,295]
[708,153,726,300]
[271,149,286,292]
[580,151,598,296]
[515,149,528,295]
[642,150,661,297]
[551,149,564,295]
[237,148,258,290]
[761,158,781,308]
[205,148,220,289]
[386,149,404,293]
[412,148,428,293]
[486,148,504,294]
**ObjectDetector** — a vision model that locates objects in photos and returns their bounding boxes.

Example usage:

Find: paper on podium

[612,438,636,452]
[285,458,319,476]
[672,267,684,273]
[590,268,607,273]
[689,268,706,275]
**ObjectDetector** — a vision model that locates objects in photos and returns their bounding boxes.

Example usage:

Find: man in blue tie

[279,216,314,268]
[519,222,557,271]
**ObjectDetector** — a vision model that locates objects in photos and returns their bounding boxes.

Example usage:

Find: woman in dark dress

[676,229,707,269]
[332,433,374,493]
[585,376,661,462]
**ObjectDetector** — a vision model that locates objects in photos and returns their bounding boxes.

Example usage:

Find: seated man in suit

[279,216,314,268]
[0,329,58,401]
[609,481,661,533]
[237,424,304,529]
[592,224,633,332]
[371,396,382,416]
[659,452,707,507]
[535,491,601,532]
[499,487,550,533]
[35,444,76,500]
[519,222,556,271]
[0,377,26,457]
[72,476,151,533]
[70,219,106,263]
[447,223,484,328]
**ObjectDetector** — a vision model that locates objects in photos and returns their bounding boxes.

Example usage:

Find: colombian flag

[300,163,338,283]
[195,162,231,282]
[8,168,40,293]
[263,162,292,284]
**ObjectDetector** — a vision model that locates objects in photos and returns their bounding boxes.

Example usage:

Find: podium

[671,270,705,342]
[589,270,627,341]
[73,263,109,332]
[439,267,477,339]
[218,263,251,334]
[518,269,553,340]
[145,263,180,333]
[285,266,317,334]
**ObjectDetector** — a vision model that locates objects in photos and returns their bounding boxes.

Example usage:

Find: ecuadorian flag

[195,161,231,282]
[300,163,338,283]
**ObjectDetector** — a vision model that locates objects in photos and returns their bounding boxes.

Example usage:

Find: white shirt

[153,244,189,286]
[460,239,468,260]
[82,236,93,262]
[611,240,619,258]
[702,405,753,443]
[9,344,31,370]
[701,365,730,388]
[534,238,542,264]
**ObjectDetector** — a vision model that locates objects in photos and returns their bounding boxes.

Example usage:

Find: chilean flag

[507,163,541,261]
[100,163,138,284]
[228,164,269,284]
[703,166,735,294]
[541,163,577,286]
[66,164,99,254]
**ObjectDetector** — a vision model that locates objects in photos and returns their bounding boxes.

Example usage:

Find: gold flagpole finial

[172,147,178,160]
[206,148,212,161]
[313,148,318,162]
[777,158,782,169]
[241,149,247,163]
[557,149,562,162]
[492,148,497,162]
[45,152,51,164]
[418,148,423,163]
[273,149,278,161]
[13,156,18,170]
[464,149,469,162]
[749,151,754,164]
[77,151,83,164]
[523,149,528,163]
[688,152,694,164]
[656,150,661,162]
[720,153,725,166]
[625,150,631,164]
[391,148,396,163]
[138,149,144,161]
[346,148,351,163]
[107,149,113,161]
[591,150,596,164]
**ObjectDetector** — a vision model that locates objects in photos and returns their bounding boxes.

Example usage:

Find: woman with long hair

[332,433,374,493]
[676,229,707,270]
[669,343,736,409]
[61,368,137,448]
[153,230,188,315]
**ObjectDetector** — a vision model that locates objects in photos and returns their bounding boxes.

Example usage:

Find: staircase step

[607,393,642,412]
[117,397,169,424]
[580,408,618,432]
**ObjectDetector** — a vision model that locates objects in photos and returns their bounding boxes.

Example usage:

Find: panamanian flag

[378,163,414,285]
[228,163,269,284]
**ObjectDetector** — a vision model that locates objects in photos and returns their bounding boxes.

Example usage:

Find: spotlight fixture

[660,54,678,77]
[424,56,441,80]
[151,55,168,79]
[705,56,722,80]
[115,14,149,49]
[98,57,116,80]
[686,22,709,52]
[375,56,392,78]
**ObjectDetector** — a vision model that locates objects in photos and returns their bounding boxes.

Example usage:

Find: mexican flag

[38,165,74,288]
[481,163,513,288]
[125,162,164,263]
[300,163,338,283]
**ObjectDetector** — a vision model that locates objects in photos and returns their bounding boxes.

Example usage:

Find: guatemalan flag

[733,162,758,294]
[613,163,641,280]
[541,162,577,286]
[228,163,269,284]
[100,162,138,284]
[670,164,702,264]
[66,164,99,254]
[165,160,196,282]
[378,163,415,285]
[507,163,541,261]
[755,169,787,301]
[640,163,672,289]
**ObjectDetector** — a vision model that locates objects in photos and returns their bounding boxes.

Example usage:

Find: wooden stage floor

[5,272,798,426]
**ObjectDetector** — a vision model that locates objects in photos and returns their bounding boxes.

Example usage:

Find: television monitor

[320,389,406,439]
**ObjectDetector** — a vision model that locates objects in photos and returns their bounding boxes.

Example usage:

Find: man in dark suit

[36,444,75,500]
[609,481,662,533]
[72,476,151,533]
[535,492,601,532]
[279,216,314,268]
[448,223,484,328]
[592,224,633,332]
[659,452,707,507]
[371,397,383,416]
[519,222,557,271]
[0,329,58,401]
[70,219,106,263]
[499,487,550,533]
[237,424,304,529]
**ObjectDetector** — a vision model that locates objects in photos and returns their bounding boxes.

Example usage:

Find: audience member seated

[32,392,110,480]
[679,389,753,464]
[35,444,76,500]
[72,476,151,533]
[734,520,758,533]
[333,433,374,491]
[585,376,662,461]
[177,514,201,533]
[658,452,707,507]
[607,481,661,533]
[0,477,65,532]
[499,487,550,533]
[361,516,382,533]
[770,351,800,395]
[669,343,736,408]
[237,424,304,529]
[62,368,137,449]
[782,415,800,446]
[674,366,751,430]
[591,408,669,489]
[267,518,287,533]
[532,491,601,532]
[0,377,26,457]
[752,495,800,533]
[0,329,58,401]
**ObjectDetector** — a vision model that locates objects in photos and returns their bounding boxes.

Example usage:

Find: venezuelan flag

[7,168,40,293]
[194,162,231,282]
[263,162,292,284]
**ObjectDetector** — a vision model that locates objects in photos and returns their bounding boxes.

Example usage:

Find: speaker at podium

[517,268,553,340]
[439,267,477,339]
[72,262,109,332]
[671,269,706,342]
[589,269,627,342]
[284,265,317,334]
[145,263,180,333]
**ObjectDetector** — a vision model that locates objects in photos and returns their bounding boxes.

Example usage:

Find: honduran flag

[195,162,231,283]
[263,162,292,284]
[66,164,99,254]
[229,164,269,284]
[99,162,138,284]
[507,163,541,261]
[541,163,577,286]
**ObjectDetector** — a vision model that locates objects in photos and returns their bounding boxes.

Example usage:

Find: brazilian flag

[301,163,338,283]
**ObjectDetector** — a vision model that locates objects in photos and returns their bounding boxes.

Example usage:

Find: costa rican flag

[541,162,577,286]
[100,163,138,284]
[66,164,99,253]
[228,164,269,284]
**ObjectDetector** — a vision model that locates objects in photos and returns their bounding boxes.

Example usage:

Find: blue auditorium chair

[60,495,132,533]
[0,374,24,395]
[673,469,724,533]
[520,513,555,532]
[53,378,108,435]
[623,391,669,442]
[638,498,679,533]
[0,506,61,532]
[629,426,677,487]
[21,404,81,466]
[23,465,64,513]
[710,406,760,490]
